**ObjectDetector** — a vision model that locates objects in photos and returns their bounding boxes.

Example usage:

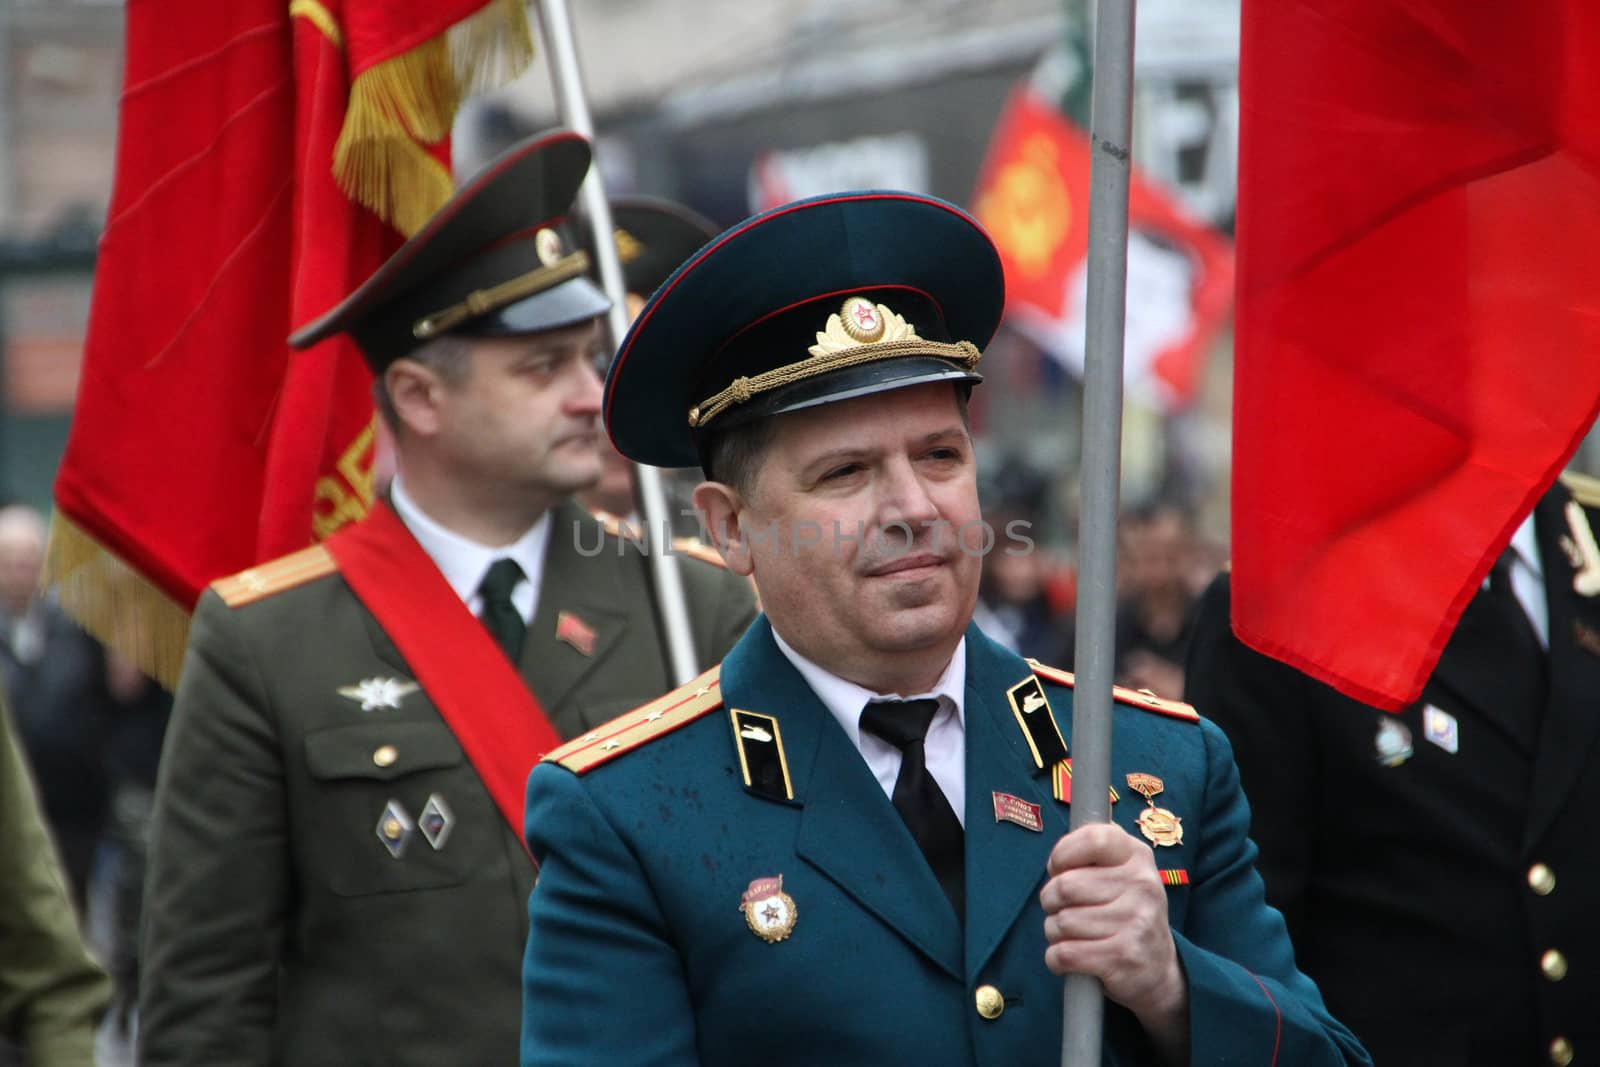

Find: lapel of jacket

[1526,486,1600,847]
[522,503,632,709]
[1424,613,1536,756]
[961,625,1068,980]
[723,619,964,980]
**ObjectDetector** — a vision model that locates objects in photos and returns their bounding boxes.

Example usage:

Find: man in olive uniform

[0,696,110,1066]
[1186,473,1600,1066]
[519,191,1369,1065]
[139,131,755,1067]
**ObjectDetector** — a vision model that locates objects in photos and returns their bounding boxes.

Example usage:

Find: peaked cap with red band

[289,129,610,368]
[604,191,1005,469]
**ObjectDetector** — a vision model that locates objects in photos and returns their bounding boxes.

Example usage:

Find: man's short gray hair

[371,335,473,431]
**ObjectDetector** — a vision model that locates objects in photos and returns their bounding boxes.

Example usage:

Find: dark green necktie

[477,558,526,662]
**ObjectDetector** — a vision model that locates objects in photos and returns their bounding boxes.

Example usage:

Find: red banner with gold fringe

[48,0,532,687]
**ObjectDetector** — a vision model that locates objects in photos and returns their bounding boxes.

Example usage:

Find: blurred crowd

[0,503,169,1062]
[973,484,1224,702]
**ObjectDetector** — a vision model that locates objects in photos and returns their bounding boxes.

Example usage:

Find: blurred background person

[0,504,112,914]
[1114,501,1200,700]
[93,630,172,1041]
[976,537,1068,661]
[973,458,1075,662]
[1185,475,1600,1065]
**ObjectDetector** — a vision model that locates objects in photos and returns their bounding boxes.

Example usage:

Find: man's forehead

[489,319,600,356]
[770,384,970,455]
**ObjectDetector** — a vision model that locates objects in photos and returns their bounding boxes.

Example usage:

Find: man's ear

[691,481,754,577]
[385,359,444,439]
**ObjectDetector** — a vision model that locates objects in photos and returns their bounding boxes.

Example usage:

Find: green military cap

[603,191,1004,470]
[289,129,610,367]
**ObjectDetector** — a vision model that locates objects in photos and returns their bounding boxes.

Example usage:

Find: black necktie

[1484,551,1548,723]
[859,698,965,922]
[478,558,526,662]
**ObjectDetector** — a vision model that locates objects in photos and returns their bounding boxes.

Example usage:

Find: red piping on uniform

[710,283,943,360]
[477,215,569,258]
[1248,971,1283,1066]
[604,191,983,429]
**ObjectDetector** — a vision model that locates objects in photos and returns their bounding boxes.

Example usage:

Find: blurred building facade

[0,0,118,512]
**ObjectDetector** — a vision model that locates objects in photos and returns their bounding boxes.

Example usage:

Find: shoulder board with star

[1027,659,1200,725]
[545,664,724,774]
[211,545,337,608]
[1559,471,1600,510]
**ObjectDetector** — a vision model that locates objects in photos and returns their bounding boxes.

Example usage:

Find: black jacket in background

[1184,481,1600,1067]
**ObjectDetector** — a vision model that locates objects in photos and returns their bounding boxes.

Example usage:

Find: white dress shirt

[390,475,550,625]
[772,629,968,827]
[1499,515,1548,649]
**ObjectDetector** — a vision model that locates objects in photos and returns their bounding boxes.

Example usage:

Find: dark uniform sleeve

[704,568,758,665]
[139,591,290,1066]
[1182,572,1319,939]
[676,550,758,668]
[520,763,698,1066]
[1176,718,1370,1065]
[0,698,111,1066]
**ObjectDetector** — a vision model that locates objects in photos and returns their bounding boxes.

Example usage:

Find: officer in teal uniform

[520,191,1369,1066]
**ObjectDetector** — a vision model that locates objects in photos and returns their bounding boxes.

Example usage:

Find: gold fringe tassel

[42,513,193,692]
[332,0,535,237]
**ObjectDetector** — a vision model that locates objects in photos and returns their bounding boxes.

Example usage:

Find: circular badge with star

[740,875,798,943]
[534,227,565,267]
[839,296,887,343]
[1136,805,1184,847]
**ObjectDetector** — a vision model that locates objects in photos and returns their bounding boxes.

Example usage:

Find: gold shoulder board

[588,509,630,539]
[1027,659,1200,725]
[212,545,337,608]
[1559,471,1600,509]
[588,507,730,571]
[546,664,724,775]
[672,536,728,570]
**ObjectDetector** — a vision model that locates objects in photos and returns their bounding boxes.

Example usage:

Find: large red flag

[1233,1,1600,709]
[972,88,1233,412]
[47,0,531,686]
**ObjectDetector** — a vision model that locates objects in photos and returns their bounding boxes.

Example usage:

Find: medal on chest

[1126,772,1183,847]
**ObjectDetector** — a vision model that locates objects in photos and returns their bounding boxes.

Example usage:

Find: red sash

[325,501,560,840]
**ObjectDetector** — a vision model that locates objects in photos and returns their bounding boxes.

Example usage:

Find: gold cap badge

[839,296,887,343]
[534,227,565,267]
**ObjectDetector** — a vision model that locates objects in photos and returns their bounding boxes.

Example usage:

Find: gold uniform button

[974,985,1004,1020]
[373,745,398,768]
[1541,949,1569,982]
[1528,863,1556,896]
[1550,1036,1573,1066]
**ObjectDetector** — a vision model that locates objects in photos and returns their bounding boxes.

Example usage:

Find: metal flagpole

[1062,0,1137,1064]
[531,0,699,686]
